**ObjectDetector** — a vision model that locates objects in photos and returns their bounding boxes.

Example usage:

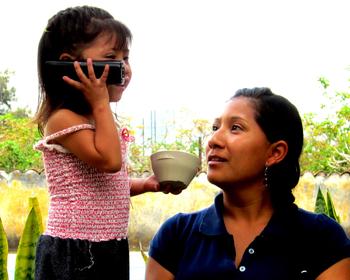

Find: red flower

[121,127,135,142]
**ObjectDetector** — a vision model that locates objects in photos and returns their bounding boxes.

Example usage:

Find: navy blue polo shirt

[149,193,350,280]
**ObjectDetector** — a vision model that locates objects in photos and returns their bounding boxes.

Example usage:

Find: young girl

[33,6,177,280]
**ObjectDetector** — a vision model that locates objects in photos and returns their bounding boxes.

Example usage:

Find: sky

[1,0,350,120]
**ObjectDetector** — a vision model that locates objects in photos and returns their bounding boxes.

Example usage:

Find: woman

[146,87,350,280]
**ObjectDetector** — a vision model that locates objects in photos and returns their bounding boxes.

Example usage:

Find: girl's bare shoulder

[45,109,91,136]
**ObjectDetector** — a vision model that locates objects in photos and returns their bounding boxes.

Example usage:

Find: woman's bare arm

[145,257,175,280]
[316,258,350,280]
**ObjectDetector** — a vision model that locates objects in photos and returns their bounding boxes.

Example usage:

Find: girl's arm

[130,176,184,196]
[145,257,175,280]
[46,59,122,173]
[130,176,158,196]
[316,258,350,280]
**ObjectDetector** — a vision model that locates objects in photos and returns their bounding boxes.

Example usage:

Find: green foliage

[314,186,340,223]
[326,190,340,222]
[0,70,16,115]
[14,199,42,280]
[314,184,327,214]
[0,218,9,280]
[0,197,43,280]
[300,76,350,174]
[0,113,42,172]
[139,241,149,263]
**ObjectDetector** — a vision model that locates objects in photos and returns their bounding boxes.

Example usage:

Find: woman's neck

[222,185,273,223]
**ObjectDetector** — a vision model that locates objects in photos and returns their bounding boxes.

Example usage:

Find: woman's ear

[266,140,288,166]
[59,53,75,61]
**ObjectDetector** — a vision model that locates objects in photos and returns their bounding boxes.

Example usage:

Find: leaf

[314,185,327,214]
[14,198,43,280]
[28,197,44,233]
[0,217,9,280]
[139,241,149,263]
[326,190,340,223]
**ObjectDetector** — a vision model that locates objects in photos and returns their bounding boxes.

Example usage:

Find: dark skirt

[35,235,129,280]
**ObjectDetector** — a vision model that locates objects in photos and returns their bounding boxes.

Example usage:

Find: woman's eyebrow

[230,116,245,122]
[230,116,249,127]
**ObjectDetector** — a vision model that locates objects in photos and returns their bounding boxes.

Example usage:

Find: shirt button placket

[238,247,255,273]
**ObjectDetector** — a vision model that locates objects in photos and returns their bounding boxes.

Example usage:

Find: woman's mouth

[207,154,226,164]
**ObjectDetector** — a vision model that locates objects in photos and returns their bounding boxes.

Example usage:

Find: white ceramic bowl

[151,150,201,190]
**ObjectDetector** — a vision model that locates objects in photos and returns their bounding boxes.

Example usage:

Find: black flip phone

[45,60,125,85]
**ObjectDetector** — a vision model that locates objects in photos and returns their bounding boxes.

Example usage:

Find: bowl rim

[151,150,199,158]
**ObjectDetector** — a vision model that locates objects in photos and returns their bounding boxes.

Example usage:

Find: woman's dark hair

[232,87,304,210]
[34,6,132,134]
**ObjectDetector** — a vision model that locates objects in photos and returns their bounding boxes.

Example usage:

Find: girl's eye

[106,55,117,60]
[212,125,218,131]
[123,56,129,62]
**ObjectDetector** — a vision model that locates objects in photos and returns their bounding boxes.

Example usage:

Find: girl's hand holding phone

[62,58,110,110]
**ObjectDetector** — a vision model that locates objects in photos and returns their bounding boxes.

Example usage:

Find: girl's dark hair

[34,6,132,134]
[232,87,304,210]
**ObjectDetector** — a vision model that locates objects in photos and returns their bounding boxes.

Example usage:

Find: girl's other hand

[130,176,185,196]
[145,175,185,195]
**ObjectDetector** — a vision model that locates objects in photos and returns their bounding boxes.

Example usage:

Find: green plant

[301,78,350,174]
[0,113,42,172]
[0,69,16,115]
[139,241,149,263]
[314,184,340,223]
[0,217,9,280]
[0,197,43,280]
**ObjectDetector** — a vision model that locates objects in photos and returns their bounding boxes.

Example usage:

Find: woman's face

[81,33,132,103]
[206,97,272,189]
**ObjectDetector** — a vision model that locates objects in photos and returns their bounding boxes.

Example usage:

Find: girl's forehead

[95,32,128,50]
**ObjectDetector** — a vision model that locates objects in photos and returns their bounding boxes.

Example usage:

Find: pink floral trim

[121,127,135,142]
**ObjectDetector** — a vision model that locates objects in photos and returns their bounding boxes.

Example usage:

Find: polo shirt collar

[198,192,298,239]
[199,192,228,236]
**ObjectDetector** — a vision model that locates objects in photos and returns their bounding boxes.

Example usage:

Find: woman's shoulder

[295,207,349,243]
[158,207,212,235]
[296,208,341,227]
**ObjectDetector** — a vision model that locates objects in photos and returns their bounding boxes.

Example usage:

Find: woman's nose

[207,130,224,149]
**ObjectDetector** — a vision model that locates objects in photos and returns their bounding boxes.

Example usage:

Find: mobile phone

[45,60,125,85]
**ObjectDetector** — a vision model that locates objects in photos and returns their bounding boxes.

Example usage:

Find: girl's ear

[266,140,288,166]
[59,53,75,61]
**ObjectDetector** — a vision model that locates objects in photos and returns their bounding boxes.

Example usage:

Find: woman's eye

[231,125,242,131]
[212,125,218,131]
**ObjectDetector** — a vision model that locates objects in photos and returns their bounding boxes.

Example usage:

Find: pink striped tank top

[34,124,133,242]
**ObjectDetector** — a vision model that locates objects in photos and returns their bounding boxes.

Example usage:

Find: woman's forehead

[224,97,255,116]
